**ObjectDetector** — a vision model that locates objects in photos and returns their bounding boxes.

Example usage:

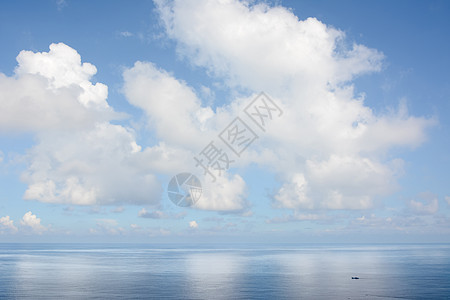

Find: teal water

[0,244,449,299]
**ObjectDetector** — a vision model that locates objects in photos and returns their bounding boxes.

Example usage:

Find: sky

[0,0,449,243]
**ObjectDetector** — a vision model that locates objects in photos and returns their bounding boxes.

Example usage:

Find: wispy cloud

[118,31,134,37]
[138,208,186,219]
[56,0,67,11]
[266,213,326,224]
[409,193,439,215]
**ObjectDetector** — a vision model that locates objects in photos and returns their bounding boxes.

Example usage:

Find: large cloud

[122,62,249,211]
[152,0,435,210]
[1,43,164,206]
[155,0,383,93]
[21,123,162,205]
[2,42,248,210]
[0,1,437,213]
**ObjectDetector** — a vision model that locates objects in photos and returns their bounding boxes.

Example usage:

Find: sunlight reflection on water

[0,244,449,299]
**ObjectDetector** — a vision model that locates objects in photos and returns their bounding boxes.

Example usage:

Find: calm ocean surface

[0,243,449,299]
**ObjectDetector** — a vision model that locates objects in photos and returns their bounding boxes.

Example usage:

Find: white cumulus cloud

[194,173,248,211]
[155,0,383,93]
[0,43,118,133]
[21,123,162,206]
[20,211,47,234]
[122,61,215,150]
[189,220,198,228]
[0,216,18,234]
[151,0,435,211]
[15,43,108,108]
[123,61,250,211]
[0,0,437,214]
[0,43,167,206]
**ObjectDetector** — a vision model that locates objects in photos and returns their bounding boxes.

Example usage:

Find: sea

[0,243,449,299]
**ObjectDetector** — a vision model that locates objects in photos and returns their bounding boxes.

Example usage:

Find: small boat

[351,276,360,279]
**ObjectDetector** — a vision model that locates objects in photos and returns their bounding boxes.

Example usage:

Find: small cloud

[119,31,134,37]
[130,223,140,230]
[356,216,365,221]
[95,219,124,235]
[97,218,118,227]
[112,206,125,213]
[87,206,104,214]
[189,220,198,229]
[240,210,253,217]
[138,208,160,218]
[56,0,67,11]
[0,216,18,234]
[20,211,47,234]
[409,193,439,215]
[147,228,171,236]
[138,208,186,219]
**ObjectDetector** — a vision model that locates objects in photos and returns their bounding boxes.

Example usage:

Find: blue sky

[0,0,449,243]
